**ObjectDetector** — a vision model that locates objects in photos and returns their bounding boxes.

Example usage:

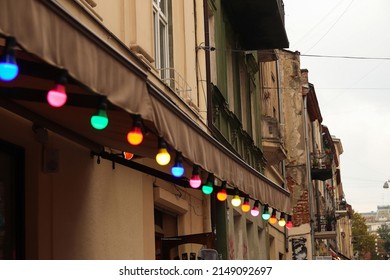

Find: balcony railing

[211,85,266,172]
[310,152,333,181]
[158,68,193,105]
[314,214,337,239]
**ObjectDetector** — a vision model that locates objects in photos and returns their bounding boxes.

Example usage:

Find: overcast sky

[283,0,390,213]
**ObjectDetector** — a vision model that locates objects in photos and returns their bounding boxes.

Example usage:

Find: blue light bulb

[171,165,184,177]
[0,54,19,81]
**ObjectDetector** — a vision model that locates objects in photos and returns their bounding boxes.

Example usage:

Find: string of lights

[1,35,293,229]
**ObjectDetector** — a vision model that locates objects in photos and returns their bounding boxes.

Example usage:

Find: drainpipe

[302,88,316,259]
[203,0,213,128]
[276,57,289,256]
[312,126,321,233]
[276,57,286,182]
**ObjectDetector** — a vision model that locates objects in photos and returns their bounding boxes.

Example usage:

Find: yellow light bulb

[231,195,241,207]
[278,218,286,227]
[156,148,171,165]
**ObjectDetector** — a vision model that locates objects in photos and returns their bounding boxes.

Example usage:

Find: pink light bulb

[47,84,67,108]
[190,174,202,189]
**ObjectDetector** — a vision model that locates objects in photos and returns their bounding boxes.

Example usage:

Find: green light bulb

[91,109,108,130]
[202,182,213,195]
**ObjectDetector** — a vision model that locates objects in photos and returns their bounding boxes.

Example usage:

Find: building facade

[0,0,292,260]
[279,50,352,260]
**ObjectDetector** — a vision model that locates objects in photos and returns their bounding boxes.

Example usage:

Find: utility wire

[200,45,390,61]
[301,54,390,60]
[293,0,347,46]
[304,0,355,53]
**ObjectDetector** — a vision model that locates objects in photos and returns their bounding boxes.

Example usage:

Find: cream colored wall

[0,108,157,259]
[226,203,268,259]
[268,225,286,260]
[50,146,155,259]
[59,0,208,123]
[286,224,313,260]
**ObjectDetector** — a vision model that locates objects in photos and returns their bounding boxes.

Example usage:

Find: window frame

[153,0,170,78]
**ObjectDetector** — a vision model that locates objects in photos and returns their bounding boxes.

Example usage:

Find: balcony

[336,199,353,218]
[211,86,266,171]
[314,214,337,239]
[158,68,193,105]
[222,0,289,49]
[261,116,287,165]
[310,152,333,181]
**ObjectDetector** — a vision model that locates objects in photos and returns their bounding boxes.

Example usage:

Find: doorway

[0,139,25,259]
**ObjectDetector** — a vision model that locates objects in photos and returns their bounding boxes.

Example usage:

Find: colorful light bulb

[127,117,143,145]
[241,195,250,212]
[189,165,202,189]
[0,37,18,82]
[278,212,286,227]
[231,189,241,207]
[262,205,271,221]
[202,174,214,195]
[269,209,277,224]
[0,55,18,81]
[251,200,260,217]
[47,84,67,107]
[286,215,293,229]
[171,153,184,177]
[231,195,241,207]
[216,181,228,202]
[156,148,170,166]
[90,99,109,130]
[202,182,213,195]
[90,110,108,130]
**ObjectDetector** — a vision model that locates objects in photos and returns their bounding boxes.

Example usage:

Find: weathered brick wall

[278,50,311,226]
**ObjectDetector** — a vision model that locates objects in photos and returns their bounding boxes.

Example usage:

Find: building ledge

[314,231,337,239]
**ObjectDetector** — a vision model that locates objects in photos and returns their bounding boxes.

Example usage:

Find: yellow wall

[59,0,207,122]
[226,203,268,259]
[1,106,208,259]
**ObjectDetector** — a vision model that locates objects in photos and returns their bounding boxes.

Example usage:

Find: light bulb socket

[4,36,16,56]
[56,69,68,85]
[174,152,183,166]
[97,96,108,111]
[131,115,144,132]
[206,173,214,185]
[158,137,168,150]
[192,165,200,175]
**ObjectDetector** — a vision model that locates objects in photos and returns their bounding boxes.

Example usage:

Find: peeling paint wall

[278,50,311,225]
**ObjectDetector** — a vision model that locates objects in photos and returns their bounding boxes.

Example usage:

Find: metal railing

[157,68,193,104]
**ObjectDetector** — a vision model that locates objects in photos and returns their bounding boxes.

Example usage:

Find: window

[153,0,171,80]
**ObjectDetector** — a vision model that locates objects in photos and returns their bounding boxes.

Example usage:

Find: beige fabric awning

[0,0,291,213]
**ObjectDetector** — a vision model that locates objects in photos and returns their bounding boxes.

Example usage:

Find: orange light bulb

[127,126,143,146]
